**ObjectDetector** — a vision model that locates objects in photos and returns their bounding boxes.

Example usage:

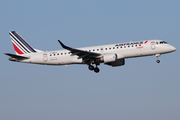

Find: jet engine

[101,53,125,67]
[105,58,125,67]
[103,53,117,63]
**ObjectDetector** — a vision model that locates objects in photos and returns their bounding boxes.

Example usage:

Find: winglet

[58,40,71,50]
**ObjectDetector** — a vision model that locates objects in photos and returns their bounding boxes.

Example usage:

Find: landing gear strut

[155,54,161,63]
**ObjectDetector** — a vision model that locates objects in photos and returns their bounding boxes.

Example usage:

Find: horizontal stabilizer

[4,53,29,59]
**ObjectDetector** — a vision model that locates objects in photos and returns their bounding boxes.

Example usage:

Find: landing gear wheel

[94,67,100,73]
[88,65,94,71]
[155,54,161,64]
[156,60,160,63]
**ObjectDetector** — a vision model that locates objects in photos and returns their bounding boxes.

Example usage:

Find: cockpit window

[160,41,168,44]
[163,41,168,44]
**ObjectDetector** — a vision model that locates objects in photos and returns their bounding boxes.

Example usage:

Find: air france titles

[115,41,144,47]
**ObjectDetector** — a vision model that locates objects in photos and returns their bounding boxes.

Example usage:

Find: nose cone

[170,45,176,52]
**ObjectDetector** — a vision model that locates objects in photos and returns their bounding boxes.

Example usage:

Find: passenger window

[61,53,63,55]
[93,49,95,51]
[117,47,119,49]
[139,44,141,46]
[109,48,111,50]
[57,53,59,55]
[97,49,99,51]
[113,47,115,49]
[105,48,107,50]
[128,46,130,47]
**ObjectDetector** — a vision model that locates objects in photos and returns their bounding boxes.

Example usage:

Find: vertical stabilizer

[9,31,37,55]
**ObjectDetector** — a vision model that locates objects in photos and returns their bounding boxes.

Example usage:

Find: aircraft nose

[170,45,176,51]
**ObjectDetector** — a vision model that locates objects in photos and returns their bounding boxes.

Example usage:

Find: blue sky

[0,0,180,120]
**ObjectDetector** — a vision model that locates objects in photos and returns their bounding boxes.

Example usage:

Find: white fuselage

[19,40,176,65]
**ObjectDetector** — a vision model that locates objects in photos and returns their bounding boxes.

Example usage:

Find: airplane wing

[4,53,29,59]
[58,40,101,60]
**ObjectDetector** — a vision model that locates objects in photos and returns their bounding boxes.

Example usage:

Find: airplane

[5,31,176,73]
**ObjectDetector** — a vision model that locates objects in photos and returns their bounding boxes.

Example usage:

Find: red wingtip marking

[12,43,24,54]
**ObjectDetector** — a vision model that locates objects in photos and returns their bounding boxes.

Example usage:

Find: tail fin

[9,31,37,55]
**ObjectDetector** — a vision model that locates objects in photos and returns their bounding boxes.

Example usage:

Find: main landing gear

[155,54,161,63]
[88,64,100,73]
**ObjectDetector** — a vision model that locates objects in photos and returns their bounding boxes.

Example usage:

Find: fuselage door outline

[43,53,48,62]
[151,42,156,50]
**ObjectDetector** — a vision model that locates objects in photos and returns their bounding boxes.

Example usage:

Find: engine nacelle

[105,58,125,67]
[103,53,117,63]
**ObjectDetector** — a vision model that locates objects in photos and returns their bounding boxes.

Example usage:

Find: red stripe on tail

[12,43,24,54]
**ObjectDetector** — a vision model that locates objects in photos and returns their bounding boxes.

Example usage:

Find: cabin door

[151,42,156,50]
[43,53,48,62]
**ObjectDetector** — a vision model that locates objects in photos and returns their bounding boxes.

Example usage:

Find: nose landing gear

[155,54,161,63]
[156,60,160,63]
